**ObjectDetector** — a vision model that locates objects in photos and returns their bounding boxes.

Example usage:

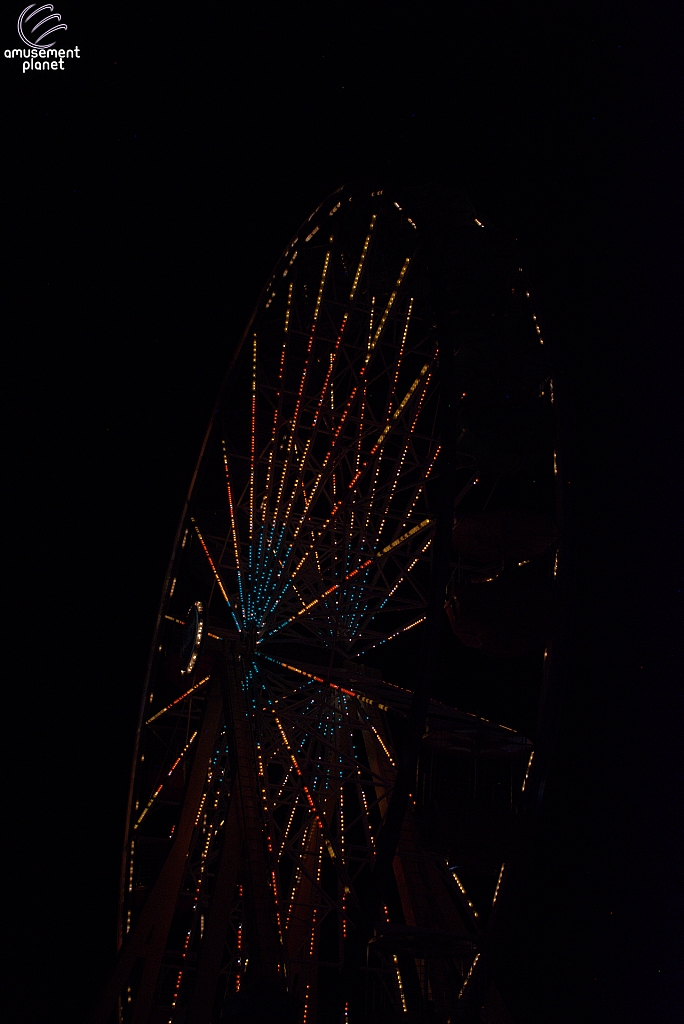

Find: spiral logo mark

[17,4,67,49]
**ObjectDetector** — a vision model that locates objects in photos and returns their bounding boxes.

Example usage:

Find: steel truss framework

[93,185,551,1024]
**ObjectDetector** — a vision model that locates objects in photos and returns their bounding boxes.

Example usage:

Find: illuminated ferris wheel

[92,184,555,1024]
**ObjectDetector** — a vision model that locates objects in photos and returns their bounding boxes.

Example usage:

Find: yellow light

[492,863,506,905]
[377,518,432,558]
[349,215,376,300]
[372,360,430,453]
[192,518,231,606]
[366,257,411,360]
[458,953,481,999]
[147,679,209,724]
[522,750,534,791]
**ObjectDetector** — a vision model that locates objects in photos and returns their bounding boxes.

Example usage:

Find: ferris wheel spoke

[372,397,435,546]
[370,357,434,458]
[132,728,199,832]
[348,614,428,658]
[191,517,241,631]
[385,297,414,420]
[265,252,332,553]
[145,674,211,725]
[261,281,293,515]
[398,446,442,532]
[221,442,246,622]
[352,566,428,620]
[248,333,257,554]
[363,256,413,367]
[343,213,375,305]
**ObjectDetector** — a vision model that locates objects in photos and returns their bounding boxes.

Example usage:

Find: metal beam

[186,789,242,1024]
[90,681,222,1024]
[223,647,283,982]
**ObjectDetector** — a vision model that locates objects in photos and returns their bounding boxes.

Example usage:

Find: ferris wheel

[92,184,555,1024]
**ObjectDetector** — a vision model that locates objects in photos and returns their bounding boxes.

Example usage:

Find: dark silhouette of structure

[92,184,564,1023]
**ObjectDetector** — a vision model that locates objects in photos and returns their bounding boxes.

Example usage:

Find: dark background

[4,2,682,1021]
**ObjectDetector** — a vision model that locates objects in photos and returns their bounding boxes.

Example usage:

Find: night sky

[5,2,682,1021]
